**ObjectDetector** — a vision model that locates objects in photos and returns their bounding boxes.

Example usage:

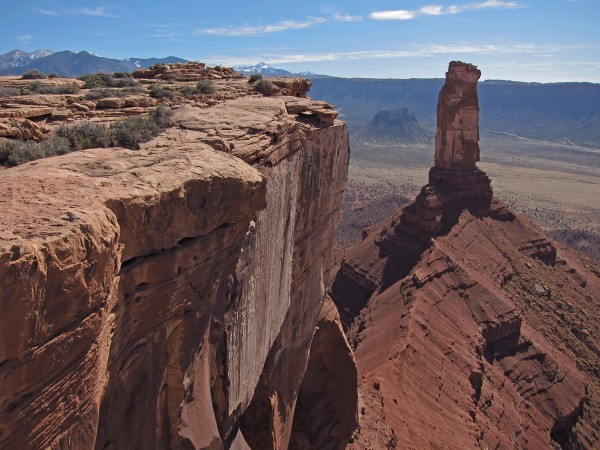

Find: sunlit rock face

[0,70,355,450]
[434,61,482,170]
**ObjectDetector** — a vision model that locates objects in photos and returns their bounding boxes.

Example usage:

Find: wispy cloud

[466,0,519,8]
[371,1,520,20]
[194,17,326,36]
[332,12,363,22]
[68,6,114,17]
[29,7,59,16]
[17,34,34,43]
[371,5,462,20]
[30,5,116,17]
[149,27,181,39]
[207,42,587,66]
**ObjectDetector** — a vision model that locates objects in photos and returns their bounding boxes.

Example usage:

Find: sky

[3,0,599,82]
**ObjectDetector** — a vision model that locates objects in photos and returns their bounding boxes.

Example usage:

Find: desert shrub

[248,73,262,83]
[56,122,111,150]
[110,76,139,88]
[21,70,47,80]
[84,86,141,100]
[196,80,215,94]
[48,73,58,79]
[181,85,197,98]
[149,84,176,100]
[111,116,159,149]
[79,72,139,89]
[25,82,80,95]
[162,73,177,83]
[0,136,70,166]
[213,66,223,71]
[79,72,113,88]
[0,105,174,166]
[85,88,119,100]
[148,104,173,129]
[0,87,21,97]
[253,79,277,95]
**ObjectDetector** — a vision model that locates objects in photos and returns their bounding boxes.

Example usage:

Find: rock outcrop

[331,61,599,449]
[434,61,481,169]
[0,66,355,449]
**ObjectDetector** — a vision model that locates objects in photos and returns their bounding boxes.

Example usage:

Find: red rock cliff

[0,82,356,449]
[330,61,599,449]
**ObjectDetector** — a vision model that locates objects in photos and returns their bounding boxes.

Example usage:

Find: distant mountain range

[0,49,187,77]
[1,50,598,145]
[233,62,318,78]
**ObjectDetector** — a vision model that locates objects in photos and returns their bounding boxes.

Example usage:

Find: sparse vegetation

[253,79,278,95]
[21,70,47,80]
[0,105,174,166]
[0,87,21,98]
[196,80,215,94]
[79,72,139,89]
[111,116,159,149]
[148,104,173,129]
[149,84,176,100]
[248,73,262,83]
[48,73,58,79]
[0,136,71,166]
[84,86,142,100]
[56,122,112,150]
[25,82,81,95]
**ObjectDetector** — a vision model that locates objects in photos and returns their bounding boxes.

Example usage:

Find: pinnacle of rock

[434,61,482,169]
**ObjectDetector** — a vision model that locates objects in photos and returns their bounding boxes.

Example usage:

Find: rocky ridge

[0,64,355,449]
[331,61,600,449]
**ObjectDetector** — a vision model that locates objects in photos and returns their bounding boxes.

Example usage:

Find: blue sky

[3,0,599,81]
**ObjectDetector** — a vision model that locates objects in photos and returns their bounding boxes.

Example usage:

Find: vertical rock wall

[434,61,481,169]
[0,93,353,450]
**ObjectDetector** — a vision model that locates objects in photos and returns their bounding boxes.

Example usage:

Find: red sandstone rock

[434,61,481,169]
[330,61,599,449]
[0,78,353,450]
[289,297,358,450]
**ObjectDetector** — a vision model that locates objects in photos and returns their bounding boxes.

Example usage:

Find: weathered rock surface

[289,297,358,450]
[0,66,354,449]
[330,61,599,449]
[434,61,481,169]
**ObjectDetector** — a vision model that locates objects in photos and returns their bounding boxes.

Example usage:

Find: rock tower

[407,61,492,233]
[434,61,482,169]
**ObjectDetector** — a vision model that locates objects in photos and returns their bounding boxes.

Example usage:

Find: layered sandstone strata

[330,61,597,448]
[0,75,354,449]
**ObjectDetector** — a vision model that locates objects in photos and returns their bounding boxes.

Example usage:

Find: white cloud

[207,42,578,66]
[370,10,416,20]
[371,1,519,20]
[150,28,181,39]
[195,17,326,37]
[30,5,115,17]
[466,0,520,9]
[332,12,363,22]
[30,7,58,16]
[17,34,34,42]
[69,7,114,17]
[419,5,444,15]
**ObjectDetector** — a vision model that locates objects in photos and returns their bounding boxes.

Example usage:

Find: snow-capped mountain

[0,49,55,71]
[234,62,317,78]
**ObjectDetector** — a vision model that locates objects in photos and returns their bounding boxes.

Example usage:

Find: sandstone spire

[434,61,481,169]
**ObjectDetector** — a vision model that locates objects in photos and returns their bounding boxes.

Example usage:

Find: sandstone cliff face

[434,61,481,169]
[0,80,353,449]
[331,61,599,449]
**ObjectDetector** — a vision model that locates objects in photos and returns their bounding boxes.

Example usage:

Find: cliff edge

[0,66,356,449]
